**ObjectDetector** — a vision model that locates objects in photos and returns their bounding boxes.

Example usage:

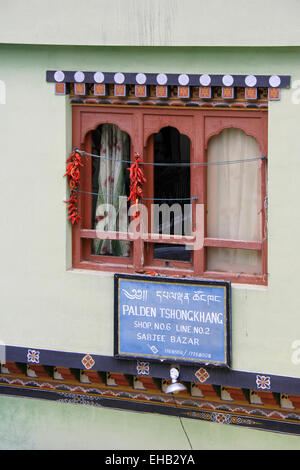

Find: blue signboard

[114,274,231,367]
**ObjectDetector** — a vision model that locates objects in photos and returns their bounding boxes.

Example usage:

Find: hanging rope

[63,149,83,224]
[64,148,266,224]
[75,189,197,201]
[74,148,267,167]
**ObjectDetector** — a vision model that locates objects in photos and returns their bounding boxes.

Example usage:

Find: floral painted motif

[211,412,232,424]
[81,354,95,370]
[256,375,271,390]
[195,367,210,383]
[27,349,40,364]
[136,361,150,376]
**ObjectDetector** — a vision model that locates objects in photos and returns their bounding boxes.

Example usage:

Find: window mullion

[191,113,205,276]
[132,110,145,271]
[261,156,268,280]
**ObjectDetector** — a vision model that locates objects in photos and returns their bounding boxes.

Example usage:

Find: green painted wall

[1,44,300,378]
[1,42,300,448]
[1,0,300,47]
[0,395,299,450]
[0,44,300,378]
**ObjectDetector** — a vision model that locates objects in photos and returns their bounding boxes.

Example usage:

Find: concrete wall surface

[0,395,300,450]
[0,0,300,47]
[0,44,300,380]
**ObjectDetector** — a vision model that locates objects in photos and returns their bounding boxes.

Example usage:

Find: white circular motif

[136,73,147,85]
[269,75,281,87]
[156,73,168,85]
[178,74,189,86]
[74,71,85,83]
[114,72,125,84]
[222,74,234,86]
[199,74,211,86]
[94,72,105,83]
[245,75,257,87]
[54,71,65,82]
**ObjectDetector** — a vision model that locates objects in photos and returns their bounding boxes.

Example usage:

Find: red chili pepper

[63,150,83,224]
[127,153,147,219]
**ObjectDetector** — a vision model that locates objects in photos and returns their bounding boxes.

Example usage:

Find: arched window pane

[207,128,262,241]
[91,123,130,257]
[206,128,262,274]
[153,126,191,262]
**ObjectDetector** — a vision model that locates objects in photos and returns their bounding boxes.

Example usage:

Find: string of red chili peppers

[127,152,147,219]
[63,150,146,224]
[63,149,83,224]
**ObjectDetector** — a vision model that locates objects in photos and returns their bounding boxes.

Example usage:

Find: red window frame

[71,105,268,285]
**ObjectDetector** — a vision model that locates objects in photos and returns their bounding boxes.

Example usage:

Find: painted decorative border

[46,71,290,89]
[1,345,300,435]
[3,345,300,395]
[0,379,300,436]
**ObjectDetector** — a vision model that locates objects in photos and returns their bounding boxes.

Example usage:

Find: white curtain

[206,128,262,275]
[94,124,130,256]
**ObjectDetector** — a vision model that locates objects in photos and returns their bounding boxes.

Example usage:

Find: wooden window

[72,106,267,285]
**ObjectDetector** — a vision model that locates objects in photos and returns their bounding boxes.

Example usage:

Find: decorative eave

[1,345,300,435]
[46,71,290,103]
[46,71,290,88]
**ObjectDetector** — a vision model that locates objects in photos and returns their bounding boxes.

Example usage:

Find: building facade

[0,0,300,449]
